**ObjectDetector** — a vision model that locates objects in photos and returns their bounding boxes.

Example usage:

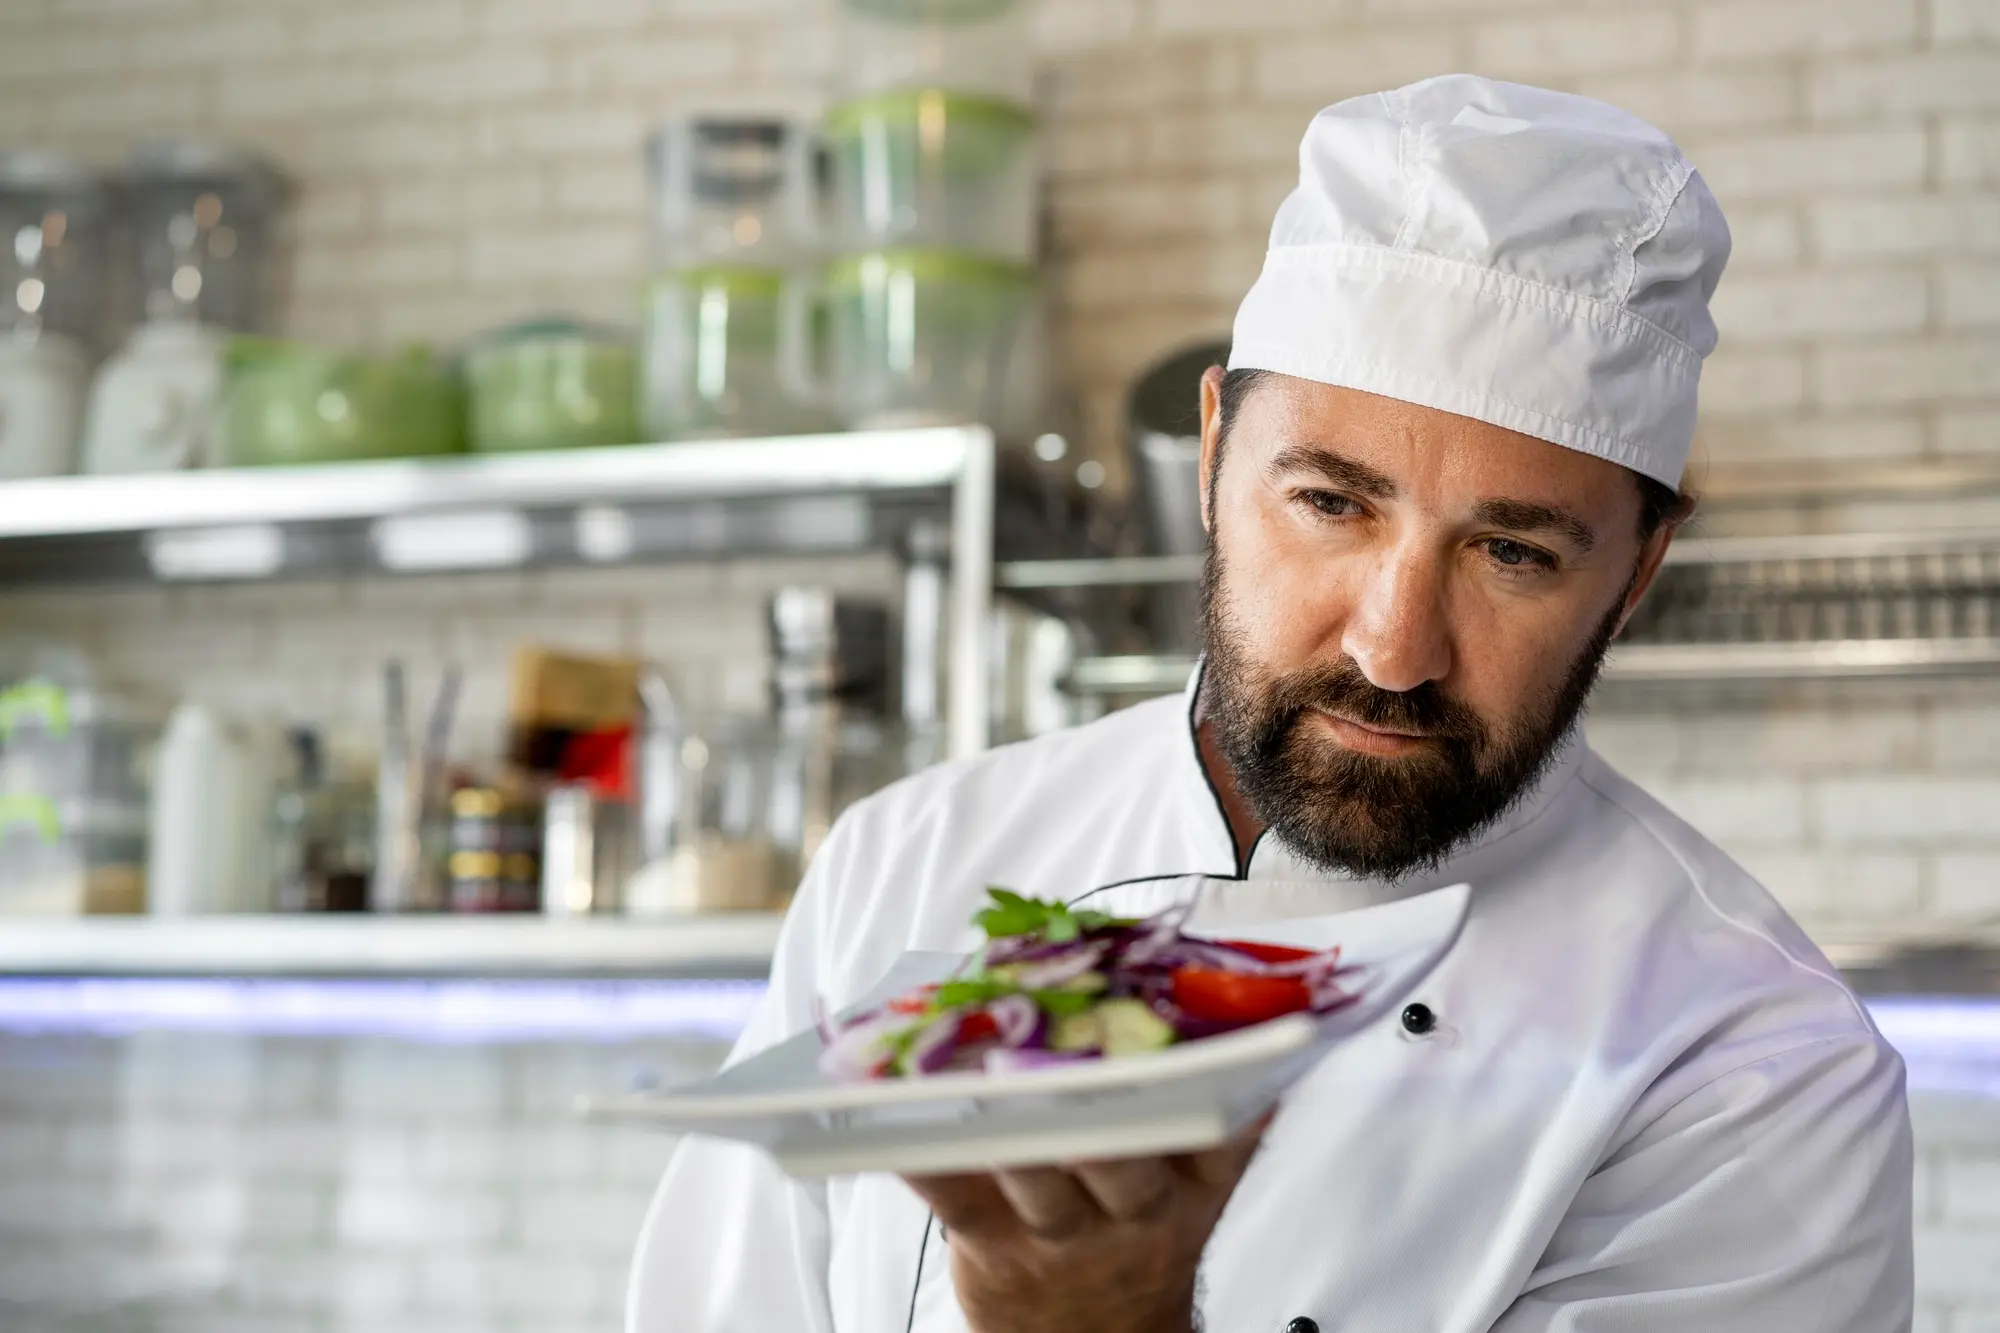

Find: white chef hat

[1229,74,1731,488]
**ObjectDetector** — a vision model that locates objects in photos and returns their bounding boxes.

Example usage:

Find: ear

[1613,508,1686,636]
[1197,364,1227,537]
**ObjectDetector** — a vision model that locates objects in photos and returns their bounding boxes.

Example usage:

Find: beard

[1200,549,1629,882]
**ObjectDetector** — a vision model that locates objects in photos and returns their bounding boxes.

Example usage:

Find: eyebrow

[1265,444,1398,498]
[1266,443,1599,554]
[1472,498,1598,553]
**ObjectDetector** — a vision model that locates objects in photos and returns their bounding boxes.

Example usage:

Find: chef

[629,74,1913,1333]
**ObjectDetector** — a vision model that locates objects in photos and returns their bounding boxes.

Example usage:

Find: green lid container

[827,248,1033,427]
[221,340,464,467]
[464,318,640,454]
[825,89,1037,263]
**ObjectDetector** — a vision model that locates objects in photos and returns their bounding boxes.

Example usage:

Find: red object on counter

[557,725,634,800]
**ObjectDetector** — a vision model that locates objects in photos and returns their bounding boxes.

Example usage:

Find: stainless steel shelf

[1603,638,2000,683]
[994,529,2000,589]
[0,914,784,978]
[1060,639,2000,699]
[998,554,1205,590]
[0,428,984,539]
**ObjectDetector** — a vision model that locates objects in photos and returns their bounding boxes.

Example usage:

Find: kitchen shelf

[0,913,785,978]
[0,428,983,540]
[0,426,998,758]
[1059,638,2000,701]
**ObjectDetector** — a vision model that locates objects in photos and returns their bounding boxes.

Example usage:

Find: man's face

[1196,370,1677,879]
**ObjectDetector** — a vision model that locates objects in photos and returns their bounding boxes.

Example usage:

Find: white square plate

[584,879,1469,1176]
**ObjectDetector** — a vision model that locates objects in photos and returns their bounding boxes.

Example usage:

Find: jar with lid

[641,116,835,440]
[123,140,287,333]
[0,153,110,480]
[0,644,157,917]
[827,249,1033,427]
[837,0,1033,107]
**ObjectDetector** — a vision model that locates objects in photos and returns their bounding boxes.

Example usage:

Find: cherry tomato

[886,985,940,1015]
[1215,939,1321,965]
[957,1010,1000,1043]
[1170,967,1312,1024]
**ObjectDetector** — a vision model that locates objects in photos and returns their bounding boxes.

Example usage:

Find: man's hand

[901,1118,1270,1333]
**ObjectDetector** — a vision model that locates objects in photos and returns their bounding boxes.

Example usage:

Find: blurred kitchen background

[1,0,1998,1330]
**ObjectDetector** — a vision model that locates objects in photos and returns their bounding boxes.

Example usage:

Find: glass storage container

[465,318,638,453]
[0,648,156,917]
[642,117,832,439]
[827,248,1032,427]
[825,89,1036,262]
[125,140,287,333]
[624,715,795,915]
[837,0,1034,106]
[640,267,833,439]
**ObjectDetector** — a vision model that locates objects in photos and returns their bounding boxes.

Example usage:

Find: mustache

[1257,657,1488,750]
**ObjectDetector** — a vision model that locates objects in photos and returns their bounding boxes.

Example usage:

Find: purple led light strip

[0,984,1995,1090]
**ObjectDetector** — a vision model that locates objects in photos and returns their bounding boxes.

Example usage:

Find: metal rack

[1001,526,2000,698]
[0,427,997,760]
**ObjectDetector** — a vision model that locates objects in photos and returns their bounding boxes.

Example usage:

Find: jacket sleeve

[1491,1030,1914,1333]
[624,823,861,1333]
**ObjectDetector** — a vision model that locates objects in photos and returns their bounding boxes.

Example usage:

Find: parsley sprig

[973,887,1125,943]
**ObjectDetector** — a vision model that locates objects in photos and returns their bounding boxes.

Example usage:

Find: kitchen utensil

[220,339,464,466]
[464,318,639,453]
[0,332,88,478]
[827,249,1032,427]
[825,90,1037,261]
[585,878,1468,1176]
[371,661,418,912]
[1125,339,1228,655]
[124,140,288,334]
[79,319,229,473]
[0,151,113,351]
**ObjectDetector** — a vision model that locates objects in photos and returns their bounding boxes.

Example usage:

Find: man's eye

[1484,538,1555,571]
[1301,491,1361,517]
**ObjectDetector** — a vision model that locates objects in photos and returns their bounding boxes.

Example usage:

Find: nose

[1339,544,1452,692]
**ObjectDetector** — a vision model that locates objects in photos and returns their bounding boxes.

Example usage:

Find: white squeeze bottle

[147,703,247,915]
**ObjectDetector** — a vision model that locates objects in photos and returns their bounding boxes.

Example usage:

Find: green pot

[222,340,464,466]
[464,320,640,453]
[825,89,1036,261]
[827,248,1032,426]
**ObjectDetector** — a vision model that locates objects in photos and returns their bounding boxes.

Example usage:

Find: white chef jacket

[628,678,1913,1333]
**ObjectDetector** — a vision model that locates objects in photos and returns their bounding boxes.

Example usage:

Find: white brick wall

[0,1029,730,1333]
[0,1029,1993,1331]
[3,0,1996,471]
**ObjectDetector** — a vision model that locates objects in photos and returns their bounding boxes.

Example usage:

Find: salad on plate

[818,888,1360,1080]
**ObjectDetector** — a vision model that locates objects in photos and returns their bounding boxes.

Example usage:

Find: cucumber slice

[1048,998,1175,1055]
[1096,999,1175,1055]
